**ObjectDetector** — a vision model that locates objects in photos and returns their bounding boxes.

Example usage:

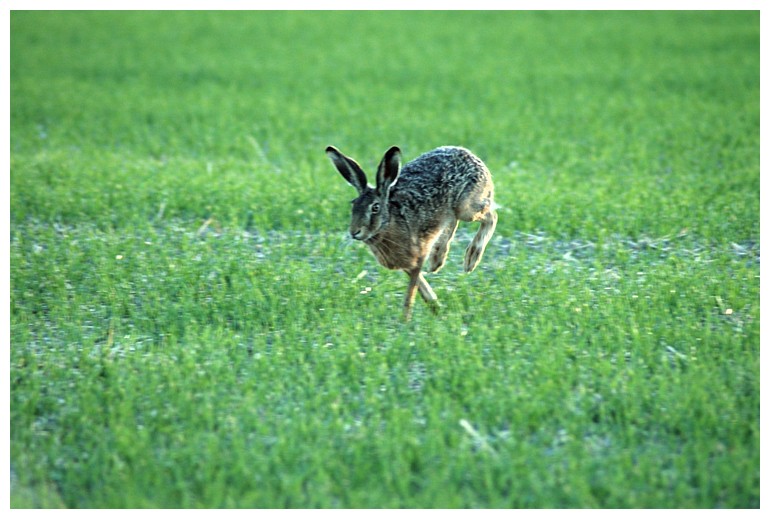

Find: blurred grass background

[11,11,758,238]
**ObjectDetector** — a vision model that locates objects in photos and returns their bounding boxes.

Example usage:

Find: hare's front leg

[417,273,440,314]
[404,269,440,320]
[428,219,459,273]
[403,268,422,321]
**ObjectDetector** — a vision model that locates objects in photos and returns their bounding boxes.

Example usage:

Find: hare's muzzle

[350,229,364,240]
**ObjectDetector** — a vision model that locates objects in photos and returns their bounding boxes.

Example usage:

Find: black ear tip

[325,145,337,154]
[386,146,401,160]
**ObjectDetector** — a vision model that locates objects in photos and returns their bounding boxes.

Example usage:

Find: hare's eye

[371,202,380,214]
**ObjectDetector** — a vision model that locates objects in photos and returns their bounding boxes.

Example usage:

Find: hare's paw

[428,247,449,273]
[464,244,484,273]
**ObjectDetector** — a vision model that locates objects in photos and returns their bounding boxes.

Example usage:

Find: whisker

[369,235,401,258]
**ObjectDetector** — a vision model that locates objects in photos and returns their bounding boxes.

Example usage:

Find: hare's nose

[351,229,363,240]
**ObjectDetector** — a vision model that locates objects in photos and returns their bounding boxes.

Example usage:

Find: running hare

[326,145,497,320]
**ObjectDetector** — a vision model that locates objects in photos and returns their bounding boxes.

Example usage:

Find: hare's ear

[326,146,368,194]
[375,146,401,196]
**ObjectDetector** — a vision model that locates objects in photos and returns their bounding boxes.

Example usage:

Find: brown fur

[326,145,497,320]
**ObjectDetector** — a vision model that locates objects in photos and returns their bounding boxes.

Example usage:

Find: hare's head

[326,146,401,241]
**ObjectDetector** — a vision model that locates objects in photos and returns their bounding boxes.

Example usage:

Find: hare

[326,145,497,320]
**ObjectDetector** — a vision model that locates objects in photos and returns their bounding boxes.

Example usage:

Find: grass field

[9,11,759,508]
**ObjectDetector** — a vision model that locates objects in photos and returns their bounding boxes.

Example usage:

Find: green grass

[10,11,759,508]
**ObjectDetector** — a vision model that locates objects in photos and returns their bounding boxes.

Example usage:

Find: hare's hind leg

[464,208,497,272]
[428,219,459,273]
[457,186,497,273]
